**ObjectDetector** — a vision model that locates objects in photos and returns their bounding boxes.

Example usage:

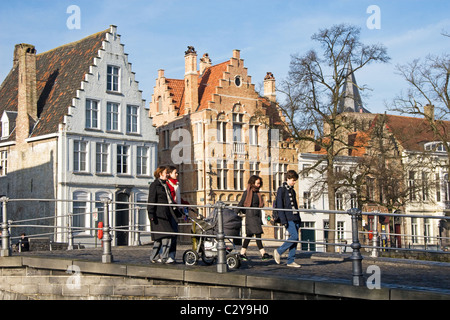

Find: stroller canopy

[206,207,242,237]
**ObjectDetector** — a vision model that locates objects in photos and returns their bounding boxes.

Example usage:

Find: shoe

[287,262,301,268]
[273,249,281,264]
[165,257,175,264]
[239,254,249,261]
[261,253,272,261]
[150,258,161,264]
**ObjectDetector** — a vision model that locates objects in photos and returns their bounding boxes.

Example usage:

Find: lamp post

[348,208,364,286]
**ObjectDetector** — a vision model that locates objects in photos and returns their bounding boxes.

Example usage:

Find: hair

[167,165,177,174]
[248,175,263,188]
[286,170,299,181]
[154,166,169,179]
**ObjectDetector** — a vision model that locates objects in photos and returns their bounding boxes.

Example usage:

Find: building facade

[0,26,158,246]
[149,47,303,219]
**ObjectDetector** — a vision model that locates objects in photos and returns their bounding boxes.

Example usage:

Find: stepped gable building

[149,47,305,216]
[0,26,158,246]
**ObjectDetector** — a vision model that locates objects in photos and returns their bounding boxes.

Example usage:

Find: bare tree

[390,51,450,177]
[278,24,389,251]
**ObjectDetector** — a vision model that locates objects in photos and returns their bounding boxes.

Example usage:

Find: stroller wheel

[183,250,199,266]
[226,254,241,269]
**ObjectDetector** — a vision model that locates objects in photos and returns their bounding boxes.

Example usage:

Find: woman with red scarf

[236,175,272,261]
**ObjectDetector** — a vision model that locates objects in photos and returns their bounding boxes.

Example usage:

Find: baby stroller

[182,207,242,269]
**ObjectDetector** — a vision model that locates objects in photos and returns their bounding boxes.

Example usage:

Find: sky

[0,0,449,114]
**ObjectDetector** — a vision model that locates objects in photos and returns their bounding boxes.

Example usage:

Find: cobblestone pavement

[15,244,450,295]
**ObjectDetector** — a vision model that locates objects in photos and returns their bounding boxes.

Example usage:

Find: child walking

[273,170,302,268]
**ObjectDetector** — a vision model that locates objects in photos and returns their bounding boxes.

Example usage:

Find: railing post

[348,208,364,286]
[215,201,227,273]
[133,206,141,246]
[0,197,11,257]
[67,212,74,251]
[371,213,379,257]
[101,197,113,263]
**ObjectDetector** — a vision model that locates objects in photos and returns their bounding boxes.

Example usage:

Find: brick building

[149,47,306,218]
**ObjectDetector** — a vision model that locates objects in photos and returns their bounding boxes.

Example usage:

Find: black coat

[147,180,178,241]
[237,191,263,235]
[275,185,300,225]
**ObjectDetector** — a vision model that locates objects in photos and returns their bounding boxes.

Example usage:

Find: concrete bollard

[215,201,227,273]
[0,197,11,257]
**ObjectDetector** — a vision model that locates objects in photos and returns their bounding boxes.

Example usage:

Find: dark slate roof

[0,28,109,140]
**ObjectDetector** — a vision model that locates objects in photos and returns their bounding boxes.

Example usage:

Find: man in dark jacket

[273,170,302,268]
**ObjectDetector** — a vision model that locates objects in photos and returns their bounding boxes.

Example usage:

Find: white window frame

[74,140,88,173]
[117,145,129,174]
[137,146,149,176]
[107,102,120,132]
[72,191,88,231]
[0,151,7,176]
[250,161,260,177]
[249,125,258,145]
[194,122,203,143]
[217,160,228,190]
[303,192,312,209]
[85,99,99,129]
[96,143,110,174]
[107,65,120,92]
[234,160,244,191]
[217,121,227,143]
[126,105,139,134]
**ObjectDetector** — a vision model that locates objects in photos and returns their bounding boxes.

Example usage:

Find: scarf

[243,184,264,208]
[159,179,175,205]
[283,181,297,213]
[167,178,181,204]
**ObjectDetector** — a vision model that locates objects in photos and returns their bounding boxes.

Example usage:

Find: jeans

[276,221,300,264]
[150,237,172,262]
[159,214,178,260]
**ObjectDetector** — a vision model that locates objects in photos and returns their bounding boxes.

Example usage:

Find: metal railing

[0,196,449,286]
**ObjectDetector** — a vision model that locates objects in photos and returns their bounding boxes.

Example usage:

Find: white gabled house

[0,26,158,246]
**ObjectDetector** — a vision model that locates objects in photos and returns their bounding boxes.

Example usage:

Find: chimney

[184,46,198,111]
[232,49,240,60]
[15,43,37,143]
[199,53,212,75]
[263,72,276,103]
[424,104,435,122]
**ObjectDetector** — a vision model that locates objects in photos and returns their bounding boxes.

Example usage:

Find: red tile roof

[0,28,109,139]
[378,114,450,152]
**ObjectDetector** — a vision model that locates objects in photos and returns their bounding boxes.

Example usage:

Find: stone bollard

[101,197,113,263]
[347,208,364,286]
[67,212,74,251]
[0,197,11,257]
[215,201,227,273]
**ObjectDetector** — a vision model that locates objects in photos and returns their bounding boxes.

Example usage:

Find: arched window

[72,191,89,231]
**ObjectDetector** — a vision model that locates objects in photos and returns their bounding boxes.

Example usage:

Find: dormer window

[1,111,17,139]
[2,119,9,139]
[424,141,446,152]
